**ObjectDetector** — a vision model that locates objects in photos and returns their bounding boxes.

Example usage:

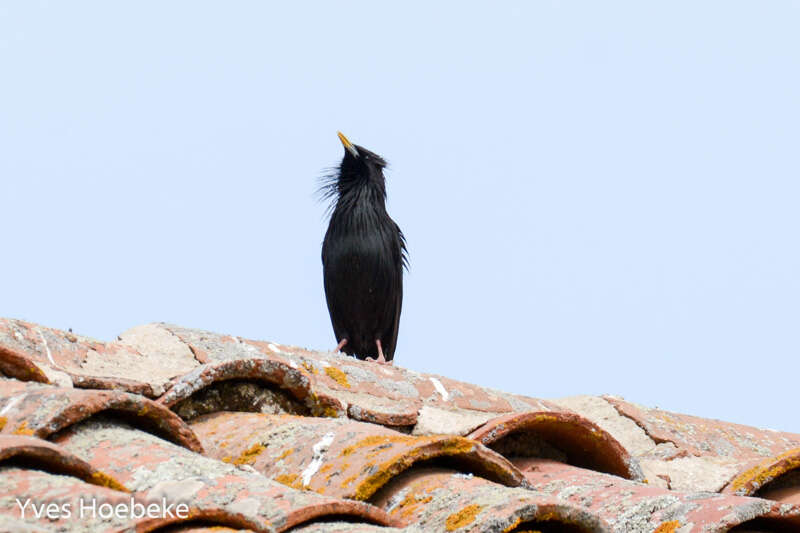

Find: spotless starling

[321,132,407,364]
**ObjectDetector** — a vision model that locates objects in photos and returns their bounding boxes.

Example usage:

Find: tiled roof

[0,317,798,532]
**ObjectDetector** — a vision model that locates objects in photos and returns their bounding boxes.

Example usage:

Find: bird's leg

[335,339,348,353]
[366,339,393,365]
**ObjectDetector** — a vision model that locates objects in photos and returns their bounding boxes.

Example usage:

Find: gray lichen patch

[172,379,310,421]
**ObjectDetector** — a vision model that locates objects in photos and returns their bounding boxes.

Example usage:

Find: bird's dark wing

[322,214,406,360]
[380,222,406,361]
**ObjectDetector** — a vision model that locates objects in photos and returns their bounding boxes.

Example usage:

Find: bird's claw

[366,355,393,365]
[366,339,393,364]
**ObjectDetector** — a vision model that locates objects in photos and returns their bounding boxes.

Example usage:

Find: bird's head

[337,132,387,188]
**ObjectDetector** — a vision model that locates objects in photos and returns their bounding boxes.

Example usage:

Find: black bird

[321,132,407,364]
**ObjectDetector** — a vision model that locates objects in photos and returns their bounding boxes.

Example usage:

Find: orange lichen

[502,517,521,532]
[324,366,351,388]
[389,492,433,521]
[319,463,333,473]
[445,504,483,531]
[277,448,293,461]
[302,361,317,374]
[726,447,800,495]
[13,421,34,436]
[340,474,359,488]
[234,442,266,465]
[0,416,6,430]
[311,404,341,418]
[345,435,509,500]
[275,473,303,489]
[220,455,232,463]
[438,437,475,456]
[654,520,681,533]
[137,406,149,417]
[90,471,129,492]
[340,435,414,457]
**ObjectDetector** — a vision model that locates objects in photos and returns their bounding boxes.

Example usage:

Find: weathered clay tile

[243,338,562,432]
[552,394,800,494]
[467,411,644,481]
[603,396,800,460]
[54,416,397,531]
[190,412,525,501]
[0,466,152,532]
[370,467,609,532]
[0,434,125,491]
[156,358,346,419]
[0,379,202,453]
[290,523,405,533]
[0,318,198,396]
[4,318,800,532]
[0,514,51,533]
[169,526,256,533]
[151,323,563,431]
[516,457,800,532]
[723,447,800,498]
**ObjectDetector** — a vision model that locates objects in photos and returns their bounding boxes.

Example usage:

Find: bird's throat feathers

[334,146,388,206]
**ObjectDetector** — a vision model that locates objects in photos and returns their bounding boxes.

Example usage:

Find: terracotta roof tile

[0,434,125,491]
[0,466,237,532]
[370,466,609,532]
[2,317,799,532]
[517,457,800,532]
[0,318,197,396]
[53,416,396,531]
[148,323,560,430]
[467,410,643,481]
[190,412,524,501]
[291,524,402,533]
[0,379,202,453]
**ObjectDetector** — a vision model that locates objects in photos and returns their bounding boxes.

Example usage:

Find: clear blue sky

[2,2,798,431]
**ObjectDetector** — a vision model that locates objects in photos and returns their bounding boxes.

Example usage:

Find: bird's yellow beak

[337,131,359,157]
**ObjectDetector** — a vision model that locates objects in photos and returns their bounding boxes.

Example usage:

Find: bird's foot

[335,339,348,353]
[366,340,393,365]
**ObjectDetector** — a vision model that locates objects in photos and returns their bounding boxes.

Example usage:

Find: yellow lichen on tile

[311,403,342,418]
[438,438,475,456]
[275,473,303,489]
[324,366,351,388]
[340,434,413,456]
[390,492,433,521]
[277,448,293,460]
[654,520,681,533]
[340,474,358,488]
[90,471,129,492]
[353,467,395,501]
[445,504,483,531]
[502,517,521,532]
[234,442,266,465]
[726,447,800,495]
[13,421,34,436]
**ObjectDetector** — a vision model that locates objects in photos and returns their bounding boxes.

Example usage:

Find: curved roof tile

[54,416,397,531]
[517,457,800,532]
[370,466,610,532]
[2,318,800,532]
[0,380,202,453]
[467,411,644,481]
[190,412,525,501]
